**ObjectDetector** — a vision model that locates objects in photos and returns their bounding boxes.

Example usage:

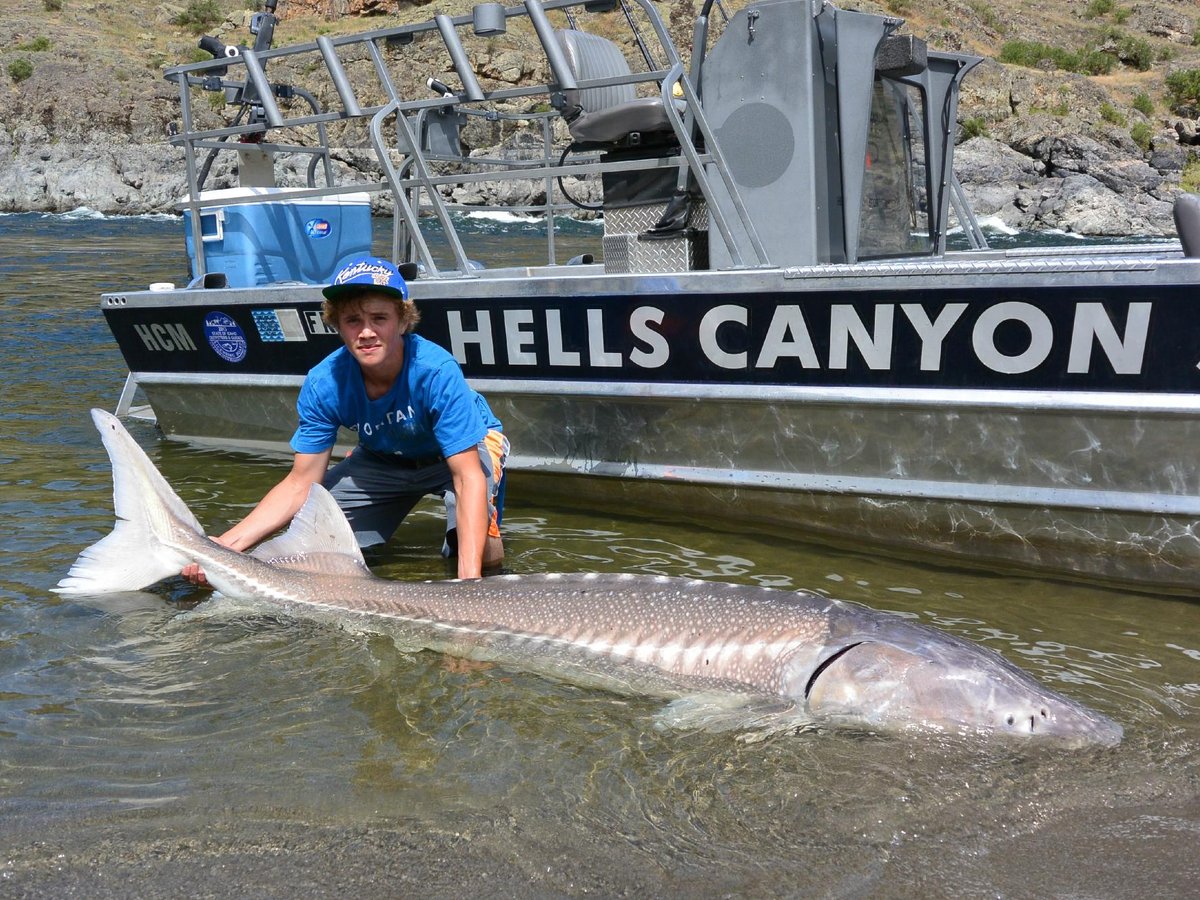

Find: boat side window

[857,79,934,260]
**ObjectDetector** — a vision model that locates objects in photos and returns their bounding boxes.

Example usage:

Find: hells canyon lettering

[445,301,1153,376]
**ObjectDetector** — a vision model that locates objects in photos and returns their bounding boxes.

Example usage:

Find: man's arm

[182,449,333,584]
[219,449,333,550]
[446,447,489,580]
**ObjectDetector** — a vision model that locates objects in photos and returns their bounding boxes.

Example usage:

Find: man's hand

[179,449,333,587]
[180,535,237,587]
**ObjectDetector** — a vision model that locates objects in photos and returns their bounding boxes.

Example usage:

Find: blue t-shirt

[291,334,501,459]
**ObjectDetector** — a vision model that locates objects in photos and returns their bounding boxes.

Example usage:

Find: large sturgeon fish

[58,409,1122,746]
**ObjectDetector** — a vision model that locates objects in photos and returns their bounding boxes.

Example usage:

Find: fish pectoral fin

[251,483,368,571]
[656,692,802,734]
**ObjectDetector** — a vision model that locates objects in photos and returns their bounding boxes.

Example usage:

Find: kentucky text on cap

[322,256,409,301]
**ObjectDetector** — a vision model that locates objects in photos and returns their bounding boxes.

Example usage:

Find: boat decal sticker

[304,310,337,335]
[132,322,196,353]
[204,312,248,363]
[304,218,332,239]
[252,309,308,342]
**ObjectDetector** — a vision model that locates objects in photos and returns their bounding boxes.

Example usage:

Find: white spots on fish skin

[312,571,831,698]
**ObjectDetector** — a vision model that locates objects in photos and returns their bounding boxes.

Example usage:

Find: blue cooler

[183,187,372,287]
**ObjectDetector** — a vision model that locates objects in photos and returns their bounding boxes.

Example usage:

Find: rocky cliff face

[281,0,414,15]
[1,0,1197,236]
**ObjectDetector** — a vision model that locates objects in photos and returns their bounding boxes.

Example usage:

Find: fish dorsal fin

[250,483,369,577]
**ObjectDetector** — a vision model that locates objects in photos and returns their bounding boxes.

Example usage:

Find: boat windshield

[858,78,934,260]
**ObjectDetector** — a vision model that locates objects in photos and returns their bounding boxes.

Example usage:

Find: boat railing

[164,0,768,281]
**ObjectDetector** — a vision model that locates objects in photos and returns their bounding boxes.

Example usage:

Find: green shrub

[1100,102,1126,126]
[15,36,52,52]
[999,40,1116,76]
[1166,69,1200,112]
[1084,0,1132,22]
[967,0,1003,32]
[1001,30,1159,76]
[1000,40,1064,69]
[1130,121,1152,151]
[1123,38,1154,71]
[43,0,63,10]
[1132,92,1154,116]
[961,116,989,140]
[173,0,223,33]
[7,59,33,83]
[1183,157,1200,193]
[1080,49,1118,75]
[1101,29,1155,71]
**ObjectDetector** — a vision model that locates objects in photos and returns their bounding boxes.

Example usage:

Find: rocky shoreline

[0,124,1187,238]
[1,1,1197,237]
[955,134,1182,236]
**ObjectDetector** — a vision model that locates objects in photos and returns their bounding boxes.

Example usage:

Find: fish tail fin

[55,409,203,595]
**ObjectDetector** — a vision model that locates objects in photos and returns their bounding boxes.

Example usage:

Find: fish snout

[998,704,1051,736]
[995,694,1124,748]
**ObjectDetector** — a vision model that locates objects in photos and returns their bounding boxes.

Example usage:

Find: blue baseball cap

[322,256,409,301]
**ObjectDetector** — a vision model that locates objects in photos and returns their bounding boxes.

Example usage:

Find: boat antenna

[618,0,657,70]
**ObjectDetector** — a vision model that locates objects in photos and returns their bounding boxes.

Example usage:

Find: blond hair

[321,290,421,334]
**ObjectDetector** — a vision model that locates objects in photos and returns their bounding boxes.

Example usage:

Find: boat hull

[104,255,1200,593]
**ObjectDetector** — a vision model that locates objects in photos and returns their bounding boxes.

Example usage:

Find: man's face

[335,294,405,373]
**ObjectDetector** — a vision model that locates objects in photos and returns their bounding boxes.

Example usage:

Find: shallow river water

[1,212,1198,897]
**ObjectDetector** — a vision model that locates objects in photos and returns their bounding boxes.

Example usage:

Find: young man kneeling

[185,255,506,583]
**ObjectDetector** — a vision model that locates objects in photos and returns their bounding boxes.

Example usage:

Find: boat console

[165,0,984,285]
